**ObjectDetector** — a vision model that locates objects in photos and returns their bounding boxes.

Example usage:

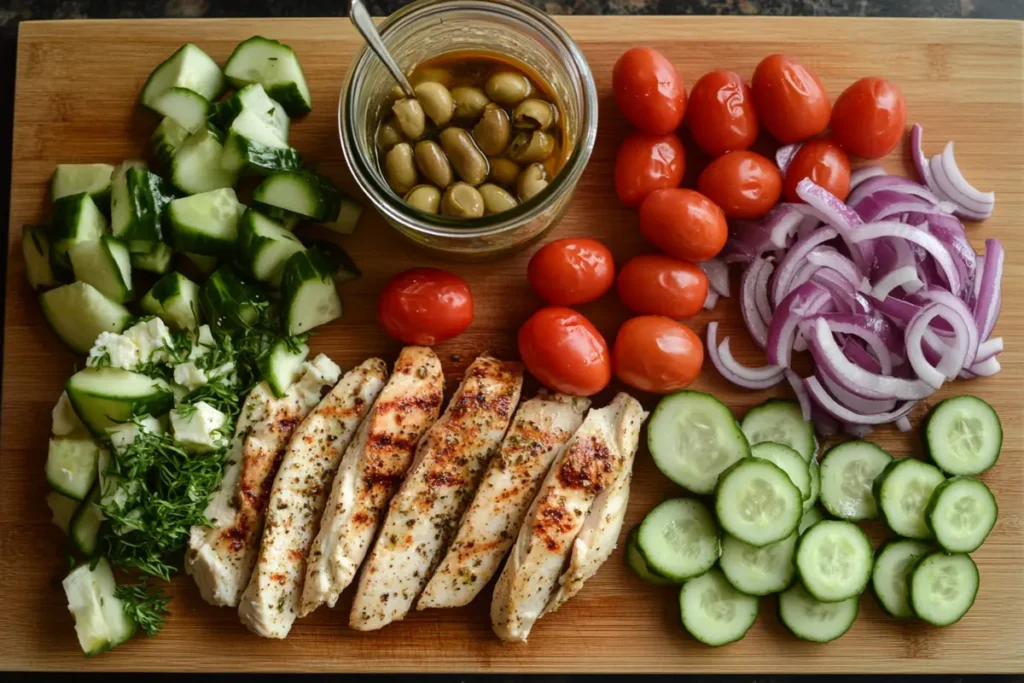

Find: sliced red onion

[812,269,871,314]
[803,315,894,374]
[796,179,864,237]
[849,166,887,191]
[872,265,924,299]
[855,190,932,222]
[784,259,824,299]
[806,246,869,292]
[847,221,962,295]
[819,369,897,414]
[871,295,921,327]
[700,258,731,297]
[806,376,917,425]
[914,289,979,368]
[972,254,985,305]
[895,416,913,432]
[707,322,785,390]
[771,227,838,305]
[922,213,976,295]
[905,303,972,388]
[767,281,833,369]
[754,260,774,325]
[776,144,802,174]
[785,370,812,421]
[975,337,1003,363]
[703,289,719,310]
[930,152,993,221]
[740,258,768,347]
[847,175,943,209]
[796,215,821,241]
[726,205,809,263]
[974,239,1004,343]
[910,123,936,192]
[844,339,883,373]
[969,356,1001,376]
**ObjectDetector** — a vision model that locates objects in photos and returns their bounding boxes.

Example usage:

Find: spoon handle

[349,0,417,99]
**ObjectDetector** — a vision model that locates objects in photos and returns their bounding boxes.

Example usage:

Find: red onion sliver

[805,376,917,425]
[806,246,869,291]
[847,221,962,295]
[872,265,924,299]
[847,174,942,209]
[905,303,971,388]
[974,239,1004,342]
[754,260,775,325]
[969,356,1001,376]
[975,336,1003,363]
[910,123,936,192]
[703,289,719,310]
[786,369,812,421]
[895,416,913,432]
[914,289,979,368]
[819,369,897,414]
[700,258,731,297]
[740,258,769,347]
[771,226,839,305]
[767,282,833,369]
[707,322,785,389]
[849,166,887,191]
[776,144,802,174]
[813,269,871,314]
[930,153,992,221]
[939,141,995,214]
[796,179,864,236]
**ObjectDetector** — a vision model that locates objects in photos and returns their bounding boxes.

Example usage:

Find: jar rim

[338,0,598,239]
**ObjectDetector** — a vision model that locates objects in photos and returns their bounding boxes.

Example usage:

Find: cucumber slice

[909,551,979,626]
[720,532,796,596]
[925,476,997,553]
[798,506,823,535]
[625,527,673,586]
[678,569,759,647]
[819,440,893,521]
[66,367,174,435]
[22,225,61,290]
[871,538,932,618]
[778,583,858,643]
[69,484,104,555]
[751,442,810,500]
[220,109,301,175]
[170,125,238,195]
[238,209,306,286]
[647,391,750,495]
[62,557,135,656]
[183,251,218,275]
[69,236,134,303]
[149,86,211,134]
[110,163,175,252]
[141,43,224,109]
[51,193,108,268]
[46,491,80,534]
[741,399,816,462]
[151,117,190,170]
[199,266,268,333]
[307,240,361,285]
[39,282,132,354]
[168,188,242,256]
[874,458,945,539]
[804,458,820,513]
[258,337,310,397]
[53,391,88,437]
[51,163,114,212]
[224,36,312,116]
[211,83,290,141]
[795,520,873,602]
[280,250,343,335]
[130,242,174,274]
[252,171,341,222]
[924,395,1002,475]
[260,204,303,230]
[322,197,363,235]
[637,498,720,582]
[91,556,136,647]
[45,437,100,500]
[715,459,801,546]
[141,272,202,331]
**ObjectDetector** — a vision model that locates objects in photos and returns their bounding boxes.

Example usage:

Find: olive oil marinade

[375,52,570,219]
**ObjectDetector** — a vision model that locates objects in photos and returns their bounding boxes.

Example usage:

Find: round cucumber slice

[625,527,673,586]
[795,520,873,602]
[751,442,811,499]
[908,551,979,626]
[925,476,998,553]
[819,440,893,521]
[719,532,797,596]
[874,458,946,539]
[715,459,802,547]
[924,395,1002,475]
[871,539,932,618]
[637,498,721,582]
[741,399,816,462]
[798,506,823,535]
[679,568,759,646]
[778,583,858,643]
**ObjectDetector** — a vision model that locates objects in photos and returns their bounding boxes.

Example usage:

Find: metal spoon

[349,0,416,99]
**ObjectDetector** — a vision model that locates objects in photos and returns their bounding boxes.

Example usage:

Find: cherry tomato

[615,131,685,207]
[783,138,851,203]
[527,238,615,306]
[697,150,782,220]
[686,70,759,157]
[377,268,473,345]
[518,307,610,396]
[752,54,831,144]
[617,254,708,319]
[612,47,687,135]
[612,316,703,394]
[830,77,907,159]
[638,188,728,262]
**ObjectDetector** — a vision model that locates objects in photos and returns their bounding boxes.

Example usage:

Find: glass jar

[339,0,598,261]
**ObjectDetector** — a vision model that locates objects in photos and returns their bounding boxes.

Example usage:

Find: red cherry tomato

[752,54,831,144]
[638,188,728,262]
[527,238,615,306]
[697,151,782,220]
[686,70,759,157]
[617,254,708,319]
[783,138,851,203]
[615,131,685,207]
[517,307,611,396]
[377,268,473,345]
[612,316,703,394]
[830,77,907,159]
[612,47,687,135]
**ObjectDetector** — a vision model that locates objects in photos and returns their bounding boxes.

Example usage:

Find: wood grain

[2,16,1022,673]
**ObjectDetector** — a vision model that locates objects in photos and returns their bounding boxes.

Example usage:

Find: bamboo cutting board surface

[2,16,1023,673]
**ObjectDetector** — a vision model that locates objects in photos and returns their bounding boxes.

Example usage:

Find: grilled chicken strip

[238,358,388,638]
[187,355,342,607]
[417,393,590,610]
[490,392,645,643]
[350,354,523,631]
[300,346,444,617]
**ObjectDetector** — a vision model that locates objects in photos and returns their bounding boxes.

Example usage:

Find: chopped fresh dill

[115,583,170,636]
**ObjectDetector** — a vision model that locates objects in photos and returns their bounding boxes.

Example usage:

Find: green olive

[508,130,555,163]
[392,98,426,140]
[516,163,549,201]
[472,103,511,157]
[404,184,442,214]
[439,127,489,187]
[386,84,405,104]
[512,98,556,131]
[376,118,404,152]
[413,81,455,127]
[384,142,418,195]
[414,140,453,189]
[410,66,454,89]
[451,86,490,121]
[485,71,532,106]
[440,182,485,218]
[487,157,520,187]
[478,183,519,215]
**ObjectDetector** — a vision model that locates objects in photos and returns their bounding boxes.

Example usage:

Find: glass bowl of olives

[339,0,598,260]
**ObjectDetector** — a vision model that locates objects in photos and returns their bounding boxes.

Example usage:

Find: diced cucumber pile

[637,392,1003,644]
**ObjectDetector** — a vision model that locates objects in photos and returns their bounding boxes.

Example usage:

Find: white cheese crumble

[170,401,227,452]
[174,361,208,391]
[124,317,173,364]
[105,416,163,454]
[188,324,216,360]
[87,331,141,370]
[292,354,341,404]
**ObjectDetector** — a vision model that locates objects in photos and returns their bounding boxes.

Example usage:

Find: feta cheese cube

[52,391,87,437]
[174,361,208,391]
[105,416,163,454]
[125,317,173,363]
[171,401,227,452]
[292,354,341,403]
[188,324,216,360]
[209,361,237,386]
[87,331,140,371]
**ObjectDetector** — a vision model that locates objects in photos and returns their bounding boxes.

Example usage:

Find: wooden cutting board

[2,16,1022,674]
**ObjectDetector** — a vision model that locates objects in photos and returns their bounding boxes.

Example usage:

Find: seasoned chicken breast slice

[300,346,444,617]
[349,354,523,631]
[238,358,388,638]
[187,355,341,607]
[417,393,590,610]
[490,392,645,643]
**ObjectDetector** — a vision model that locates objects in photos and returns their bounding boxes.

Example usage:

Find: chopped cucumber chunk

[141,43,223,109]
[170,125,238,195]
[51,192,108,268]
[141,272,202,331]
[252,171,342,222]
[63,558,136,655]
[224,36,312,116]
[168,188,242,256]
[238,209,306,286]
[199,266,268,333]
[69,236,134,303]
[22,224,61,290]
[220,109,301,175]
[51,163,114,213]
[110,163,175,252]
[130,242,174,274]
[279,250,343,335]
[39,282,131,354]
[307,239,361,285]
[69,485,104,555]
[45,437,100,500]
[257,337,310,397]
[65,367,174,435]
[211,82,290,141]
[46,491,81,534]
[151,117,190,170]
